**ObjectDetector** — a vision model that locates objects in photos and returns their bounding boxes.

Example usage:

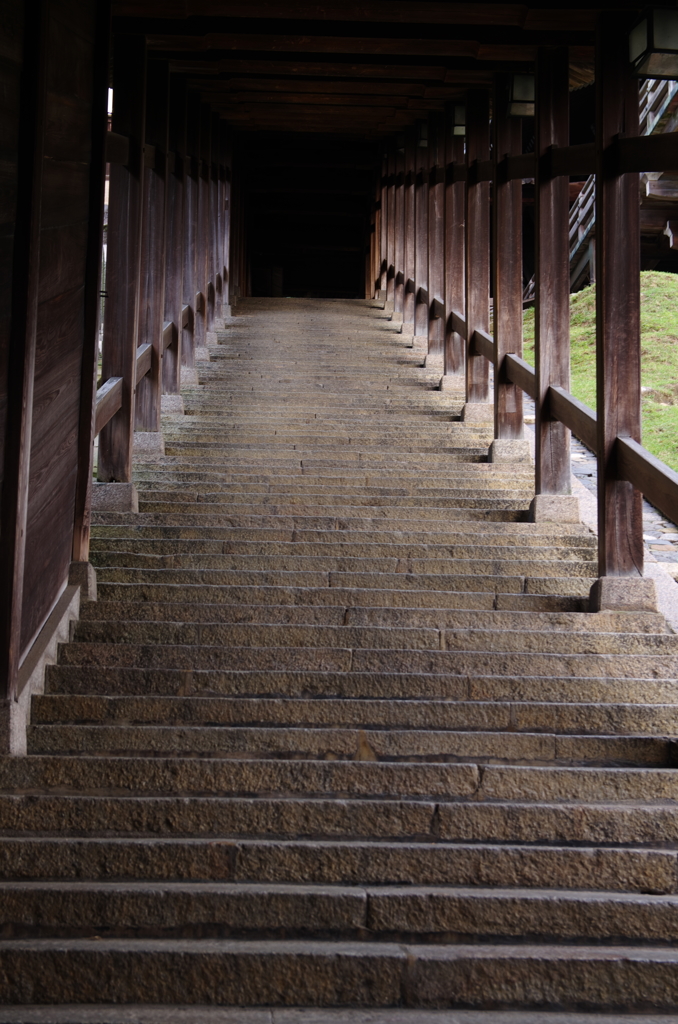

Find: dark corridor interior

[245,134,376,298]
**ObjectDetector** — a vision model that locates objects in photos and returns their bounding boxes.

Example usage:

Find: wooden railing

[452,307,678,529]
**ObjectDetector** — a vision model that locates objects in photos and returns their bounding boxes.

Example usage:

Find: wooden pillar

[394,137,405,314]
[162,73,186,395]
[72,0,111,563]
[135,59,168,433]
[535,47,570,493]
[444,113,465,375]
[465,89,491,403]
[379,152,388,292]
[182,91,199,369]
[386,142,396,303]
[223,130,232,306]
[98,34,146,481]
[194,103,211,350]
[414,120,429,339]
[208,112,220,330]
[428,111,445,357]
[403,127,416,329]
[493,74,524,438]
[0,0,49,697]
[596,16,643,577]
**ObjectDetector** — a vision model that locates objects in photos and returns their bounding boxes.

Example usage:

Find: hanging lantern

[508,75,535,117]
[452,105,466,136]
[629,7,678,77]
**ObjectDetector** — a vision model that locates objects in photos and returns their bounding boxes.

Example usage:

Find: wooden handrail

[548,385,598,452]
[616,132,678,173]
[451,308,466,339]
[617,436,678,527]
[504,353,537,401]
[162,320,175,352]
[135,342,152,385]
[181,304,190,328]
[473,328,495,362]
[94,376,123,437]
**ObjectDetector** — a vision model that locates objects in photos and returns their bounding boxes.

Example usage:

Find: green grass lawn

[522,271,678,472]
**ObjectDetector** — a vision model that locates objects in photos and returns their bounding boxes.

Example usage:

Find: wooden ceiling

[111,2,637,136]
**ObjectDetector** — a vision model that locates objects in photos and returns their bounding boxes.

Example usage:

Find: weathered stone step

[47,666,676,706]
[0,936,677,1009]
[26,722,674,765]
[92,509,528,528]
[31,693,678,737]
[0,836,671,892]
[137,499,531,517]
[4,881,678,944]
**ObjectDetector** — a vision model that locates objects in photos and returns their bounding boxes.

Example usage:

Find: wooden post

[414,120,429,339]
[135,59,168,433]
[72,0,111,564]
[394,136,405,315]
[465,89,491,403]
[0,0,49,698]
[223,129,232,306]
[379,152,388,292]
[404,127,416,329]
[493,74,524,438]
[208,111,220,331]
[428,111,445,357]
[445,112,465,375]
[182,90,200,370]
[386,142,396,303]
[371,169,380,297]
[98,33,146,481]
[534,47,571,493]
[162,73,186,395]
[596,16,643,577]
[194,103,211,350]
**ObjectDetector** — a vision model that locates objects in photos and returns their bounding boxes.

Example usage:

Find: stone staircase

[2,298,678,1016]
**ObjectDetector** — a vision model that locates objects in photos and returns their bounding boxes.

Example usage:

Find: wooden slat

[548,385,597,452]
[465,89,491,404]
[181,303,190,327]
[94,376,123,436]
[493,73,524,439]
[595,14,643,577]
[617,437,678,529]
[534,46,571,495]
[106,130,130,165]
[473,327,495,362]
[0,0,49,699]
[505,353,537,401]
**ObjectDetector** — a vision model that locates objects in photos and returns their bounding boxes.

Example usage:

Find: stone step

[0,836,672,892]
[31,693,678,737]
[0,936,676,1009]
[4,881,678,945]
[26,722,675,764]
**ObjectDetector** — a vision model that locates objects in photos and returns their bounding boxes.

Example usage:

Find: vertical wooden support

[372,168,381,296]
[98,34,146,481]
[596,16,643,577]
[444,115,465,375]
[493,74,524,438]
[379,152,388,292]
[208,111,220,330]
[72,0,111,563]
[427,111,445,357]
[223,130,232,306]
[194,103,211,350]
[386,143,396,302]
[465,90,491,403]
[162,73,186,395]
[414,120,429,339]
[0,0,49,698]
[534,47,570,493]
[182,91,200,369]
[394,138,405,314]
[135,59,168,432]
[403,127,416,329]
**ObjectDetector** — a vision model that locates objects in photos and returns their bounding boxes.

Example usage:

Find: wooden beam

[98,33,147,482]
[444,124,465,376]
[617,437,678,530]
[72,0,112,565]
[0,0,48,699]
[465,88,491,403]
[95,376,124,436]
[595,14,643,578]
[135,342,153,383]
[505,352,537,401]
[616,132,678,174]
[170,59,449,81]
[534,46,570,495]
[427,111,445,357]
[473,328,495,362]
[106,130,130,164]
[403,127,416,328]
[493,73,524,439]
[549,385,597,453]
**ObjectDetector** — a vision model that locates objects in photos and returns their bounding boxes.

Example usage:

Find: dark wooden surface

[394,141,404,315]
[403,128,416,328]
[444,129,465,376]
[617,437,678,530]
[427,112,445,357]
[414,122,428,338]
[464,89,490,404]
[182,90,200,367]
[72,0,111,565]
[386,142,396,303]
[163,74,186,393]
[493,74,523,439]
[379,153,387,292]
[534,47,570,495]
[98,33,147,480]
[135,58,168,432]
[595,16,643,578]
[0,0,48,696]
